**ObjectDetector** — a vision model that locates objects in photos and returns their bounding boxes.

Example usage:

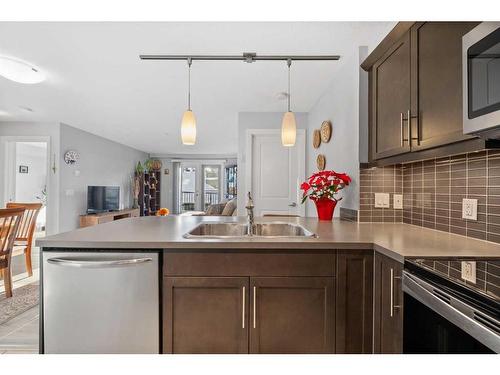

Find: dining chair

[0,207,25,298]
[6,203,43,277]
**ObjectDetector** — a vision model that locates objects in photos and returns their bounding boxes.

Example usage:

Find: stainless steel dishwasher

[42,251,159,354]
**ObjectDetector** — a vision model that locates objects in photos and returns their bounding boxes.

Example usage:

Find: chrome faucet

[245,192,255,236]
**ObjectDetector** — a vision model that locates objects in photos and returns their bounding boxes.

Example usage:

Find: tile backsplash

[359,165,402,223]
[359,150,500,244]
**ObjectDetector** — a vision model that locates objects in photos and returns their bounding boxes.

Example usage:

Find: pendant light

[181,58,196,145]
[281,58,296,147]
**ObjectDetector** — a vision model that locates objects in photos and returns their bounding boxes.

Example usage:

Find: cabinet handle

[390,268,394,317]
[253,286,256,329]
[242,286,245,329]
[390,268,402,317]
[400,112,409,147]
[409,109,419,145]
[400,113,404,147]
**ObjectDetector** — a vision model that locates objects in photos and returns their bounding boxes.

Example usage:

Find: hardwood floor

[0,242,40,354]
[0,306,39,354]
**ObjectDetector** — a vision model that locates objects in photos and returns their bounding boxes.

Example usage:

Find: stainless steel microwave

[463,22,500,138]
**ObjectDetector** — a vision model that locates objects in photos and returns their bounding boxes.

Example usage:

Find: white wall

[58,124,148,233]
[0,122,61,235]
[15,142,47,202]
[237,112,308,216]
[306,51,362,217]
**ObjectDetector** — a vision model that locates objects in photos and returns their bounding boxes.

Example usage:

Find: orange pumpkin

[157,208,169,216]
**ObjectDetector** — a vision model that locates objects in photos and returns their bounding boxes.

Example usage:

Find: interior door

[372,31,412,159]
[163,277,249,354]
[249,276,335,354]
[410,22,478,151]
[248,130,305,216]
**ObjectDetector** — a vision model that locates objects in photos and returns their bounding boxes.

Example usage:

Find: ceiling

[0,22,394,155]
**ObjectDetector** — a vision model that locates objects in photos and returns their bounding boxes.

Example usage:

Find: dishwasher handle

[47,257,153,268]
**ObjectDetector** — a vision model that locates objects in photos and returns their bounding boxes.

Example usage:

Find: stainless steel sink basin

[185,223,249,237]
[253,223,316,237]
[184,222,317,239]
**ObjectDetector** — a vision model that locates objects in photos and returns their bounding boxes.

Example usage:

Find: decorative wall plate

[64,150,79,165]
[320,121,332,143]
[152,159,162,171]
[317,154,326,171]
[313,129,321,149]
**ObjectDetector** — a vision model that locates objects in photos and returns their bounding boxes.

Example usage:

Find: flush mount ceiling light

[180,58,196,145]
[139,53,340,147]
[281,59,297,147]
[0,56,46,84]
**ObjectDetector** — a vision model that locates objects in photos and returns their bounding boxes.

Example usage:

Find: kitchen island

[37,216,500,354]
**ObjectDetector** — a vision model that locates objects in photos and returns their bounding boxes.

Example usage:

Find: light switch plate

[461,261,477,284]
[462,198,478,220]
[374,193,390,208]
[393,194,403,209]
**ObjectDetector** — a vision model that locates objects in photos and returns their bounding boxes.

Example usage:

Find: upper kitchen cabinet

[364,22,486,164]
[371,31,412,159]
[410,22,479,151]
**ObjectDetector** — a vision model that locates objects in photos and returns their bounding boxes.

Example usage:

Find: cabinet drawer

[164,251,336,277]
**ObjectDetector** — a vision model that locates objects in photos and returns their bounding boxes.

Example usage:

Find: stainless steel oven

[403,259,500,354]
[463,22,500,138]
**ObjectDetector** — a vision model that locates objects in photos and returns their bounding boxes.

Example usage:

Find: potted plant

[300,170,351,221]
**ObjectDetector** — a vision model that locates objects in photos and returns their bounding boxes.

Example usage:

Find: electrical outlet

[374,193,390,208]
[462,198,478,220]
[393,194,403,209]
[461,261,477,284]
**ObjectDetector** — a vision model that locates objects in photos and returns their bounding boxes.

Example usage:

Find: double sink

[184,222,317,239]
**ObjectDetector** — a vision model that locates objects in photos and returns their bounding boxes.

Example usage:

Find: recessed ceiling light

[0,110,10,117]
[18,106,34,112]
[0,56,46,84]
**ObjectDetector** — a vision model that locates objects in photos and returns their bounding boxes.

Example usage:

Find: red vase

[314,198,337,221]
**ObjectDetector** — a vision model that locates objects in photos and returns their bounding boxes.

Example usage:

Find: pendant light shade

[281,59,296,147]
[281,111,297,147]
[181,110,197,145]
[181,58,196,145]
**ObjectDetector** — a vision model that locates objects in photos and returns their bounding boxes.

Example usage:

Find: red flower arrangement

[300,170,351,220]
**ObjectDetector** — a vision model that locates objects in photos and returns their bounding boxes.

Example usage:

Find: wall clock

[64,150,79,165]
[320,121,332,143]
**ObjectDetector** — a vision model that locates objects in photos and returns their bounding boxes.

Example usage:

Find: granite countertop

[36,216,500,263]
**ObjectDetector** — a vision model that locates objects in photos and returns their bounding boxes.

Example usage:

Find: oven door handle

[403,271,500,353]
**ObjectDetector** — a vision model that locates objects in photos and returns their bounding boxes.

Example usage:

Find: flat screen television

[87,186,120,213]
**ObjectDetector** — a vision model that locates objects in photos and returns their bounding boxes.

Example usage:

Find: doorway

[245,129,306,216]
[177,161,223,213]
[4,141,48,234]
[1,138,48,305]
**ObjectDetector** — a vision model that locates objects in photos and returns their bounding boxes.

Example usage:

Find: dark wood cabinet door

[163,277,249,354]
[335,250,373,353]
[249,277,335,354]
[373,253,403,354]
[411,22,479,151]
[371,31,412,159]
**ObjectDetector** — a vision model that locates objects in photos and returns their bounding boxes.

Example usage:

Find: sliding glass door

[179,163,200,213]
[202,165,221,210]
[178,163,222,213]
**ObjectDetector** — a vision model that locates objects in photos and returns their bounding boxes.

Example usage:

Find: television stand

[79,208,140,228]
